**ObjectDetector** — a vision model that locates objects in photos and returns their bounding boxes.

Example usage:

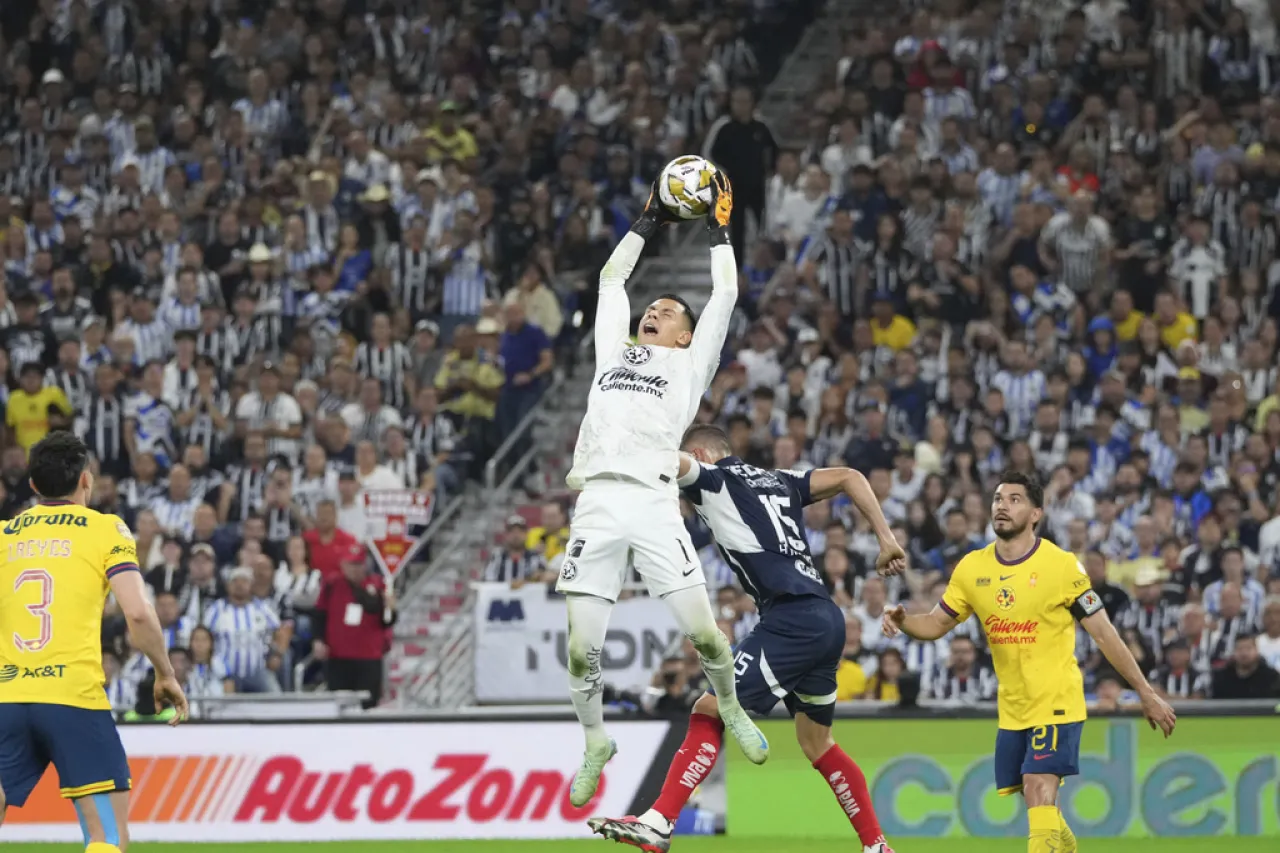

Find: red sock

[652,712,725,821]
[814,744,884,847]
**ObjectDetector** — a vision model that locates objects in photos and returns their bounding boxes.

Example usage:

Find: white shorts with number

[555,477,705,602]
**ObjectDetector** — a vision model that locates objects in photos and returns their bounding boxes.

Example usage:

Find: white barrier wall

[473,584,683,702]
[4,721,671,842]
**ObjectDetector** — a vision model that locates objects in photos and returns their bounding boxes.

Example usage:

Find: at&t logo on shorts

[622,345,653,366]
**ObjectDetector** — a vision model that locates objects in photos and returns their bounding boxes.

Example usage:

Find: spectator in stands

[187,626,234,699]
[496,301,553,441]
[929,636,996,703]
[1258,598,1280,671]
[435,322,504,478]
[483,515,552,587]
[313,544,397,710]
[865,647,906,702]
[1211,634,1280,700]
[325,461,361,528]
[276,535,323,613]
[1150,638,1210,700]
[650,654,699,714]
[835,614,874,700]
[1091,675,1142,713]
[852,575,890,652]
[202,566,286,694]
[156,591,193,651]
[304,497,362,580]
[7,361,73,450]
[527,500,571,563]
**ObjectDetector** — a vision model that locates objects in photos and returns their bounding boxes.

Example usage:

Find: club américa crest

[996,587,1016,610]
[622,345,653,366]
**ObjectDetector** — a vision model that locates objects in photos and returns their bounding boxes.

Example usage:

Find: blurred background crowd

[2,0,1280,716]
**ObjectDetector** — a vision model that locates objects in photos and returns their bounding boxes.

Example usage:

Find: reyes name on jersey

[679,457,829,610]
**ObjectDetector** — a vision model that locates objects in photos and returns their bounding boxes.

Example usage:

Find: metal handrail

[482,373,565,491]
[394,440,540,707]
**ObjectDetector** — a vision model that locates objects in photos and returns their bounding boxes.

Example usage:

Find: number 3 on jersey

[12,569,53,652]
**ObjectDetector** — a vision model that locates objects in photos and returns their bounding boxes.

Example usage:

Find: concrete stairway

[758,0,862,150]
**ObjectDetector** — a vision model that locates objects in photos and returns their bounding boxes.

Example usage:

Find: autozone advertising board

[2,721,671,841]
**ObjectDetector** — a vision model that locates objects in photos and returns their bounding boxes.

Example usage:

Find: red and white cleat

[587,815,673,853]
[865,843,895,853]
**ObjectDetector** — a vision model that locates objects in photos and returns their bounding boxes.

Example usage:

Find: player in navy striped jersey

[590,423,904,853]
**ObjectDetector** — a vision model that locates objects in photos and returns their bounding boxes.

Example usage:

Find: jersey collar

[995,537,1041,566]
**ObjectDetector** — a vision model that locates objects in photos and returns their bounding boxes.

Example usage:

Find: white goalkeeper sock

[565,593,614,748]
[663,586,740,708]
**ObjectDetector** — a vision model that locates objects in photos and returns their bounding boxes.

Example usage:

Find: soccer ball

[658,155,719,220]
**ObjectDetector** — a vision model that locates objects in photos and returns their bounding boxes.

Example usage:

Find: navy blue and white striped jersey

[678,456,829,611]
[201,598,281,679]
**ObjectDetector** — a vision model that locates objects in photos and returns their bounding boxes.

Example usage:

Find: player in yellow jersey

[883,471,1176,853]
[0,432,188,852]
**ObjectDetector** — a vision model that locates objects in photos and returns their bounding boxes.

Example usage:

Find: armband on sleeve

[1069,588,1105,621]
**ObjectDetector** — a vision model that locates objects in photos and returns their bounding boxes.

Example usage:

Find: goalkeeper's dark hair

[653,293,697,331]
[996,469,1045,509]
[681,423,731,454]
[28,431,90,499]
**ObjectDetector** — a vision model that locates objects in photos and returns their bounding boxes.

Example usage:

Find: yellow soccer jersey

[941,538,1101,730]
[0,500,138,710]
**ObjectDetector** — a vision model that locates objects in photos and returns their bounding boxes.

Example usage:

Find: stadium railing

[391,389,563,708]
[191,690,370,720]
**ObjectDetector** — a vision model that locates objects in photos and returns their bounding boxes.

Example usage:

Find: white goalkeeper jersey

[566,232,737,492]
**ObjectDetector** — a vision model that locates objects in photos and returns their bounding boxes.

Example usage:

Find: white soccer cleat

[865,843,895,853]
[570,738,618,807]
[719,703,769,765]
[589,814,673,852]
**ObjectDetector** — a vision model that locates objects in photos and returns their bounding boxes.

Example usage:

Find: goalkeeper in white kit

[559,169,768,808]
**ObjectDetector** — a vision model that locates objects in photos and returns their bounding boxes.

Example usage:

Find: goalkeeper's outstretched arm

[594,183,676,362]
[595,233,642,361]
[689,171,737,387]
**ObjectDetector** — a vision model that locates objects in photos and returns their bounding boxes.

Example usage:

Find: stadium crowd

[490,0,1280,707]
[692,0,1280,705]
[0,0,805,714]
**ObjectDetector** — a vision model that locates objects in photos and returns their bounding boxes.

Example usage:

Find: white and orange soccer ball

[657,155,719,219]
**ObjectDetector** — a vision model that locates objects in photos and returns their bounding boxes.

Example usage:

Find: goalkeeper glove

[631,178,678,240]
[706,168,733,247]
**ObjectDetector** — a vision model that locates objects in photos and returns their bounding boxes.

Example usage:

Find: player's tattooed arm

[882,602,959,642]
[1080,607,1177,737]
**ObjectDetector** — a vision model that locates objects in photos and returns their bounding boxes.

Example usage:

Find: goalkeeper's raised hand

[706,169,732,246]
[631,177,679,240]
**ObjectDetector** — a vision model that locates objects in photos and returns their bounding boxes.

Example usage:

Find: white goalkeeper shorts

[555,475,705,603]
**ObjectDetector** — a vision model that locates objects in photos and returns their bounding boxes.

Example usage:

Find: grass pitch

[3,839,1277,852]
